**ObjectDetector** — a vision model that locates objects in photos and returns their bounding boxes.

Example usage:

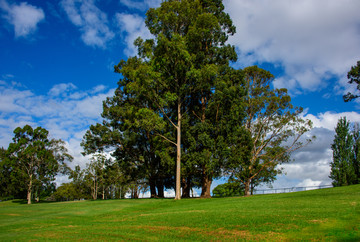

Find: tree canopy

[343,61,360,102]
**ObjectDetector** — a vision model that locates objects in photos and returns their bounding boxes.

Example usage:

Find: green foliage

[212,180,244,197]
[0,185,359,241]
[343,60,360,102]
[330,117,360,186]
[0,147,25,199]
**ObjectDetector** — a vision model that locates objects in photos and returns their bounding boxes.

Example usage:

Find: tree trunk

[156,180,164,198]
[27,177,32,205]
[35,186,40,202]
[149,177,157,198]
[244,179,251,197]
[199,98,212,199]
[175,102,182,200]
[93,178,98,200]
[200,174,212,198]
[134,186,139,199]
[182,177,191,198]
[251,180,254,195]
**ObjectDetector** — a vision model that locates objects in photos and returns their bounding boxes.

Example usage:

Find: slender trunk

[102,187,105,200]
[156,180,164,198]
[93,178,97,200]
[244,179,251,197]
[200,98,212,199]
[200,174,212,198]
[175,102,182,200]
[149,177,157,198]
[27,176,32,205]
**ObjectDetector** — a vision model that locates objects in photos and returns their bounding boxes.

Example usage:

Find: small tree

[5,125,73,204]
[330,117,359,186]
[212,179,244,197]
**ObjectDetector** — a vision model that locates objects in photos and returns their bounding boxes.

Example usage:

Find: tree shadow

[11,199,27,204]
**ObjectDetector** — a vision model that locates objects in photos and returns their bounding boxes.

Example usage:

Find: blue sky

[1,0,360,196]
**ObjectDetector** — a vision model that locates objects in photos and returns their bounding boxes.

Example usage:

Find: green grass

[0,185,359,241]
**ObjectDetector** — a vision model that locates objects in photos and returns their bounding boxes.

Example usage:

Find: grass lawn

[0,185,359,241]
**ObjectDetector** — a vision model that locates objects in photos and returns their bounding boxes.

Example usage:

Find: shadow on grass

[11,199,61,204]
[11,199,27,204]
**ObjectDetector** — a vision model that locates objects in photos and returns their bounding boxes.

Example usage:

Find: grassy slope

[0,185,359,241]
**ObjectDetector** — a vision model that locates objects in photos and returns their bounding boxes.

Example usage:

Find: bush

[212,181,244,197]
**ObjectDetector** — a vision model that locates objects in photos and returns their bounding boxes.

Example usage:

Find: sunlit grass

[0,185,359,241]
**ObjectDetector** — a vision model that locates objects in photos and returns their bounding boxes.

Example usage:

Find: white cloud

[48,83,77,97]
[225,0,360,92]
[0,0,45,38]
[119,0,161,12]
[114,13,152,56]
[296,178,323,188]
[305,111,360,130]
[60,0,114,48]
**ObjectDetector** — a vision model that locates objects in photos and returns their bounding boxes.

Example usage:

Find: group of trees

[81,0,312,199]
[52,155,131,201]
[1,0,315,202]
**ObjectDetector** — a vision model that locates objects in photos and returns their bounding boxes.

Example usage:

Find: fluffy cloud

[0,0,45,38]
[114,13,152,56]
[224,0,360,92]
[60,0,114,48]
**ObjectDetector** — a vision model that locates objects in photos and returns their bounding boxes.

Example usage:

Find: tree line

[0,0,314,203]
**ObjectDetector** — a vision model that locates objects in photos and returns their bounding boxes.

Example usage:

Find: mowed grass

[0,185,359,241]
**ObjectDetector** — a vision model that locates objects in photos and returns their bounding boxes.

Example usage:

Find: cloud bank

[0,79,115,172]
[224,0,360,93]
